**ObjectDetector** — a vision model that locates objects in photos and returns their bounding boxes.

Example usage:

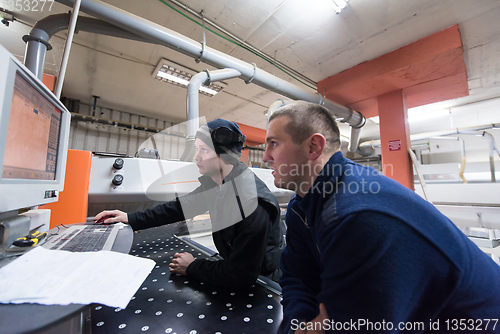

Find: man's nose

[262,148,271,163]
[194,150,201,162]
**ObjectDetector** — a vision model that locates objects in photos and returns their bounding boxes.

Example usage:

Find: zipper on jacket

[291,208,309,228]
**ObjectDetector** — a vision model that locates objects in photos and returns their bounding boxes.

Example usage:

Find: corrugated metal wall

[64,99,269,166]
[67,101,186,160]
[247,143,265,167]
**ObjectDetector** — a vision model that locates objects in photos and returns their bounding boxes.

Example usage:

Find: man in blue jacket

[263,101,500,334]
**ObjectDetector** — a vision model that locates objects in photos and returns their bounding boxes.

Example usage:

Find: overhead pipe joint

[480,131,498,183]
[180,68,242,162]
[265,99,287,129]
[459,130,498,183]
[23,13,155,79]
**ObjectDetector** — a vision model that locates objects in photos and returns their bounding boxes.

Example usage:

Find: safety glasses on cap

[211,127,246,145]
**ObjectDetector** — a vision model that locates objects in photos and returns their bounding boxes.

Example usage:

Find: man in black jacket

[95,119,284,288]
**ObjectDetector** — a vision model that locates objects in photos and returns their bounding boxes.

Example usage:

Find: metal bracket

[196,40,206,63]
[203,69,212,85]
[22,34,53,50]
[316,92,324,106]
[339,106,354,123]
[352,113,366,129]
[245,63,257,84]
[196,10,207,63]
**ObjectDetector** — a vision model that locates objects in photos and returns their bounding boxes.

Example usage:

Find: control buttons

[112,174,124,186]
[44,190,58,199]
[113,158,124,170]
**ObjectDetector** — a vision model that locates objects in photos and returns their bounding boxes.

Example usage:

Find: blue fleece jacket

[279,152,500,334]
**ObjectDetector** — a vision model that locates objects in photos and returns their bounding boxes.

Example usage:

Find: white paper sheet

[0,247,155,309]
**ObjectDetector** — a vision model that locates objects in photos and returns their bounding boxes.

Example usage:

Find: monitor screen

[2,72,61,181]
[0,44,70,213]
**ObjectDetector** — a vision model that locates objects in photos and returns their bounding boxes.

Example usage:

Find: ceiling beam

[318,24,469,118]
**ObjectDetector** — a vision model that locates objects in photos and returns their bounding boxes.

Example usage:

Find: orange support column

[378,90,413,189]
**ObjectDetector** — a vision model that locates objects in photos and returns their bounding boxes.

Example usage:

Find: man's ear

[308,133,326,160]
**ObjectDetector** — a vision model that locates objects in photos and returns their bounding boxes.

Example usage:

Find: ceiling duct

[51,0,365,152]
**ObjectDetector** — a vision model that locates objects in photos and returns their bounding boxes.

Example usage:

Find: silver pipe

[54,0,81,99]
[266,99,287,129]
[482,132,497,183]
[481,132,499,157]
[180,68,242,162]
[359,125,500,183]
[75,19,155,42]
[348,126,364,152]
[459,130,497,182]
[359,123,500,153]
[23,14,155,77]
[411,143,430,149]
[185,72,208,139]
[481,131,497,183]
[166,0,316,87]
[186,68,242,138]
[23,29,50,79]
[54,0,365,147]
[429,136,466,157]
[489,157,496,183]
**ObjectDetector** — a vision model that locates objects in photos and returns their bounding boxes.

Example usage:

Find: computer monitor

[0,44,71,214]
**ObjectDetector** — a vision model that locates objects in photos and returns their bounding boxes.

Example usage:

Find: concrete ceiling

[1,0,500,142]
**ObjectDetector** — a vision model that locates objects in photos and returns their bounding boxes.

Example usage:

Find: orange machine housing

[236,122,267,166]
[42,149,92,229]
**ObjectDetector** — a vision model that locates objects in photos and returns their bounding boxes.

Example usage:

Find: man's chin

[274,179,287,190]
[276,181,297,193]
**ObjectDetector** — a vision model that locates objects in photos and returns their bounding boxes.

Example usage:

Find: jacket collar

[198,161,248,188]
[292,151,346,226]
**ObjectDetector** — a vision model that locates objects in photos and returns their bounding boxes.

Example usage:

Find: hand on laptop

[94,210,128,224]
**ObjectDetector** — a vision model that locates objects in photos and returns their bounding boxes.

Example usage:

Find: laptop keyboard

[48,225,116,252]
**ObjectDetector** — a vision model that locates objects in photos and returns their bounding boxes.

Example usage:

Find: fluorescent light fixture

[156,71,190,86]
[331,0,348,13]
[199,85,219,96]
[153,59,224,97]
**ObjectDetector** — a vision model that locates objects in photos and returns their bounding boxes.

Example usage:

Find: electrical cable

[157,0,317,90]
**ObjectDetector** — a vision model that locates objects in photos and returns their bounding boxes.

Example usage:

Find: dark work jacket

[279,151,500,334]
[128,162,284,289]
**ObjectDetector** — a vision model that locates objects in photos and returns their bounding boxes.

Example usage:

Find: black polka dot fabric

[91,223,283,333]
